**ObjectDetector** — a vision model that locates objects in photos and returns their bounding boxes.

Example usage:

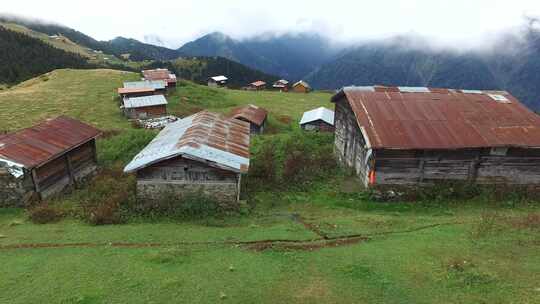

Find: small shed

[118,87,156,99]
[123,80,167,95]
[331,85,540,187]
[122,95,168,119]
[0,116,101,206]
[229,104,268,134]
[208,76,228,88]
[292,80,312,93]
[142,68,177,87]
[248,81,266,91]
[124,111,250,204]
[300,107,335,132]
[273,79,289,92]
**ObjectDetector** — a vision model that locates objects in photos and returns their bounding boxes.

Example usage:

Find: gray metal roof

[123,95,168,109]
[300,107,335,126]
[210,76,228,82]
[124,111,250,174]
[123,80,166,90]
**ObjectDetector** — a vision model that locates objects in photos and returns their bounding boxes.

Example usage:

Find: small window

[490,147,508,156]
[488,94,511,103]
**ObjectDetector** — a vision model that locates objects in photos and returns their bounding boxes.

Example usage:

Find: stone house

[229,104,268,134]
[300,107,335,132]
[331,85,540,187]
[123,111,250,203]
[0,116,101,207]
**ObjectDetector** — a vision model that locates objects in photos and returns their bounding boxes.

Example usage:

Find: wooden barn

[272,79,289,92]
[0,116,101,206]
[331,86,540,187]
[300,107,335,132]
[121,80,167,99]
[208,76,228,88]
[124,111,250,203]
[248,81,266,91]
[142,68,177,87]
[292,80,312,93]
[122,95,168,119]
[229,104,268,134]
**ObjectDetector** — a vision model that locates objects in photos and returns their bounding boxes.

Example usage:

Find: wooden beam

[30,169,42,201]
[65,154,76,187]
[418,159,426,183]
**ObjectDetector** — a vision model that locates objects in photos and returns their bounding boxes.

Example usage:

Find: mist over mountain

[305,18,540,110]
[178,32,340,80]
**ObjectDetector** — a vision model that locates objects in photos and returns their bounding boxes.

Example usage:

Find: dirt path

[0,221,461,252]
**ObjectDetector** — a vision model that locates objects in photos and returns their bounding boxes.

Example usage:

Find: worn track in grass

[0,221,462,251]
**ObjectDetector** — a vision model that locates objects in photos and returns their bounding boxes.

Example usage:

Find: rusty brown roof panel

[118,87,155,94]
[0,116,101,169]
[332,86,540,149]
[229,104,268,126]
[124,111,250,174]
[250,81,266,87]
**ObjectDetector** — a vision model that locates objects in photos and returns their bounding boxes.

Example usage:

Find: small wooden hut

[0,116,101,206]
[229,104,268,134]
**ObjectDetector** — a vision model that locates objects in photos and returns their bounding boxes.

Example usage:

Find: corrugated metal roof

[124,111,250,174]
[142,69,177,82]
[250,80,266,87]
[229,104,268,126]
[124,80,166,90]
[300,107,335,126]
[123,95,168,109]
[0,116,101,170]
[293,80,311,89]
[118,87,155,94]
[331,86,540,150]
[210,76,228,82]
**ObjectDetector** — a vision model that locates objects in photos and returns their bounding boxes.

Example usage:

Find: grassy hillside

[0,69,538,304]
[0,69,332,132]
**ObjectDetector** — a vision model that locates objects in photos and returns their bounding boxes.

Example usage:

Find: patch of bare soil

[245,236,368,252]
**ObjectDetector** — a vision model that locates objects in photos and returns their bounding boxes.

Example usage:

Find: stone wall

[136,157,240,204]
[0,169,36,207]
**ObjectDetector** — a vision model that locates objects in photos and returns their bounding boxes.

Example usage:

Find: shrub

[245,131,337,192]
[28,204,65,224]
[135,190,225,220]
[78,169,135,225]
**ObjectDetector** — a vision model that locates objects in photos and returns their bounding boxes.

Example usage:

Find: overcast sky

[2,0,540,48]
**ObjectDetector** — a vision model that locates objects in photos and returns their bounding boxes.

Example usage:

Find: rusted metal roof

[229,104,268,126]
[0,116,101,170]
[332,86,540,150]
[300,107,335,126]
[142,69,177,83]
[124,111,250,174]
[118,87,155,95]
[250,81,266,87]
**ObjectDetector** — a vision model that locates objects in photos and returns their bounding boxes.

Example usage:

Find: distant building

[331,85,540,187]
[0,116,101,206]
[272,79,289,92]
[124,111,250,204]
[122,95,168,119]
[248,81,266,91]
[142,69,177,87]
[300,107,335,132]
[229,104,268,134]
[292,80,312,93]
[121,80,167,97]
[208,76,228,88]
